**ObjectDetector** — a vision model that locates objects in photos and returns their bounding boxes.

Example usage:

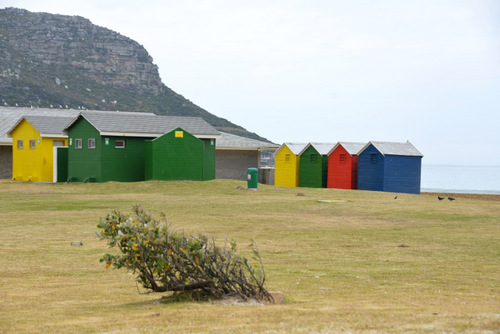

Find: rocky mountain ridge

[0,7,268,141]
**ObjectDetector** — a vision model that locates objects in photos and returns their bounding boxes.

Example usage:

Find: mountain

[0,7,269,141]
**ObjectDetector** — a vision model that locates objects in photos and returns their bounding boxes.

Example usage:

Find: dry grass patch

[0,179,499,333]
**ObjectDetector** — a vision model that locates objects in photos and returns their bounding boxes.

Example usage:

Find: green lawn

[0,179,498,333]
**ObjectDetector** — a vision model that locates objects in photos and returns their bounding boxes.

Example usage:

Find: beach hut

[64,111,220,183]
[0,107,79,180]
[274,143,307,187]
[357,141,423,194]
[299,143,335,188]
[145,127,216,181]
[327,142,366,190]
[7,115,75,182]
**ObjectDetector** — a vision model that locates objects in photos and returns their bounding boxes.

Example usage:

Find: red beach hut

[327,142,366,189]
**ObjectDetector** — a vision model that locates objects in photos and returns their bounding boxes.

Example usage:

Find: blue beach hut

[357,141,423,194]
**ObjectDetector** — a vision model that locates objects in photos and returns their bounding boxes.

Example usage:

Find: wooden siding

[145,128,211,181]
[275,145,300,187]
[357,143,422,194]
[383,155,422,194]
[102,136,147,182]
[56,147,68,182]
[202,138,216,181]
[299,145,327,188]
[67,118,102,182]
[68,117,148,182]
[327,145,358,189]
[11,119,66,182]
[357,144,384,192]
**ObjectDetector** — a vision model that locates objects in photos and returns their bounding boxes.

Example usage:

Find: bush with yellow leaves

[97,205,273,302]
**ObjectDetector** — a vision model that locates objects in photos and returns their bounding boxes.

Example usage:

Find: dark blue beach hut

[357,141,423,194]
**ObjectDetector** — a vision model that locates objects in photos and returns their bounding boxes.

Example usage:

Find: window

[88,138,96,149]
[340,154,346,162]
[115,140,126,148]
[371,154,378,164]
[75,139,83,149]
[310,154,317,163]
[29,140,36,149]
[17,140,23,149]
[285,154,290,162]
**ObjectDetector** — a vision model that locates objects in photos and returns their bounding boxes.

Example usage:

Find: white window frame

[115,140,126,149]
[17,140,23,149]
[88,138,96,149]
[75,139,83,149]
[29,139,36,149]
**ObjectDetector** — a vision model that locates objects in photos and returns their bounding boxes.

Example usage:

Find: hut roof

[7,115,76,138]
[328,142,366,156]
[359,141,423,157]
[216,132,279,150]
[300,142,336,156]
[274,143,308,156]
[0,107,79,144]
[65,112,221,138]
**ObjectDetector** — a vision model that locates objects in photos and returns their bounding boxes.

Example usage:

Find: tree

[96,205,273,302]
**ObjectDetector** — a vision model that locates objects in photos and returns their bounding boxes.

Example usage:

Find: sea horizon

[420,164,500,195]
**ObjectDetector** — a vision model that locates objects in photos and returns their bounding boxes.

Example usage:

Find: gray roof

[360,141,423,157]
[329,142,367,156]
[0,107,80,144]
[274,143,308,156]
[68,112,220,138]
[8,116,76,137]
[216,132,279,150]
[301,142,336,156]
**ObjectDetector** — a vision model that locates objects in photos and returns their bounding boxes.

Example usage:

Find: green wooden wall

[67,117,148,182]
[101,136,147,182]
[67,118,102,182]
[202,138,216,181]
[56,147,68,182]
[299,146,328,188]
[145,128,215,181]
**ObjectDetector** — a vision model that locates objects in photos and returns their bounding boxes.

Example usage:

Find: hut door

[53,141,67,183]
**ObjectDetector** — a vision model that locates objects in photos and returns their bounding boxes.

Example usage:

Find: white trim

[216,147,261,151]
[53,146,58,183]
[39,133,68,138]
[195,134,222,139]
[99,131,221,139]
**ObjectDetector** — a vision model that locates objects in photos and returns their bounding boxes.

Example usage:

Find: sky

[3,0,500,165]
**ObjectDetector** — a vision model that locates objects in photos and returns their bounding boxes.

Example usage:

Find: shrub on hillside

[96,205,273,302]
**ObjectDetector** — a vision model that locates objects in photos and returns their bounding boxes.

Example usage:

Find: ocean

[421,164,500,194]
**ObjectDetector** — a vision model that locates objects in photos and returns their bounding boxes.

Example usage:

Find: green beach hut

[145,127,216,181]
[299,143,335,188]
[64,111,220,183]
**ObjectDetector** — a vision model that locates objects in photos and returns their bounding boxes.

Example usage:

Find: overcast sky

[4,0,500,165]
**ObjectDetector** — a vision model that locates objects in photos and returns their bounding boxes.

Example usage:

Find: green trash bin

[247,168,259,189]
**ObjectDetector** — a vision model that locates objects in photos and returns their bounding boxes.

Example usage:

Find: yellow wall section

[274,145,300,187]
[11,120,67,182]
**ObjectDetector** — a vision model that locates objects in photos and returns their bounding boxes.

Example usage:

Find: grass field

[0,179,498,333]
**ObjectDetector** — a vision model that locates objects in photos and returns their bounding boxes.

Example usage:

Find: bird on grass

[394,196,398,199]
[448,197,456,201]
[438,196,444,200]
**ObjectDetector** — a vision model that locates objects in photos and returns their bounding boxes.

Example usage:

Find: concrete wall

[259,167,275,185]
[216,150,259,181]
[0,145,13,179]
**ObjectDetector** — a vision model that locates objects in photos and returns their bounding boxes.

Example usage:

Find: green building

[145,127,215,181]
[299,143,335,188]
[64,111,220,182]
